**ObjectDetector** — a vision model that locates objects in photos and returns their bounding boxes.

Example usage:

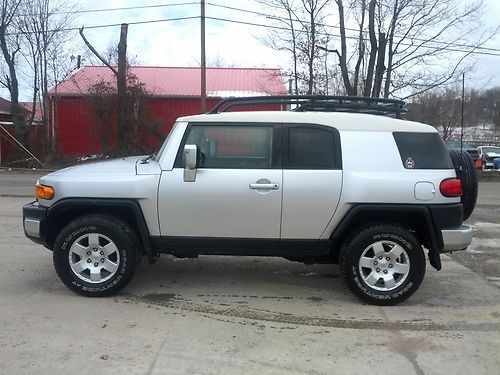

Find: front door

[158,123,282,240]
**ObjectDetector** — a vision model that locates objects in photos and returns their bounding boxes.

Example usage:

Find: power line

[5,16,200,36]
[4,5,500,58]
[205,1,500,55]
[12,0,500,55]
[16,0,500,55]
[205,16,500,57]
[17,2,199,17]
[71,2,198,14]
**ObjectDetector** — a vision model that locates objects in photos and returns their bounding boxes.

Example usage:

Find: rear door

[281,124,343,241]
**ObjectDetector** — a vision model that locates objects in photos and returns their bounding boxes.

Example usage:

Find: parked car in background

[477,145,500,169]
[445,140,480,164]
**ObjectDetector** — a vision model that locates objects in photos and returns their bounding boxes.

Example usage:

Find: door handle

[249,182,279,190]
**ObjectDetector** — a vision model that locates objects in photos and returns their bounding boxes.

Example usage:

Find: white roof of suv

[178,111,437,133]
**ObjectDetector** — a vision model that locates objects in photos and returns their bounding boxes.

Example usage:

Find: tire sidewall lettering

[53,215,137,297]
[61,226,97,250]
[342,225,425,305]
[373,233,412,250]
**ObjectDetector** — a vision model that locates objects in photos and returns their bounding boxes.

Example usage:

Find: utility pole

[200,0,207,113]
[117,23,129,153]
[461,73,465,152]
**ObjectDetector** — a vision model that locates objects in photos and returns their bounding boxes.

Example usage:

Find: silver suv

[23,96,476,305]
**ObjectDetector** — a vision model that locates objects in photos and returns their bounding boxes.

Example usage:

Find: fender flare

[46,198,157,263]
[329,204,442,270]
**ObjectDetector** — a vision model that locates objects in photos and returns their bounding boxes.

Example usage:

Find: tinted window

[288,127,336,169]
[183,125,273,169]
[394,132,453,169]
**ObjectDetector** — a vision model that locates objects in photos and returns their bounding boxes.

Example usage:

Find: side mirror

[183,145,197,182]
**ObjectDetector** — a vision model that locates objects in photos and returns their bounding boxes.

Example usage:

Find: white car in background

[477,145,500,169]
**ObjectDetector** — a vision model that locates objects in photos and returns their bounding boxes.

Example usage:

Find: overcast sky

[76,0,500,87]
[3,0,500,100]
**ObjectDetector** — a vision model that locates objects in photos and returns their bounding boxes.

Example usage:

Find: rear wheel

[449,149,478,221]
[53,215,139,297]
[341,224,425,306]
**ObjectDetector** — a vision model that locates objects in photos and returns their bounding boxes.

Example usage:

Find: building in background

[48,66,286,157]
[0,97,43,164]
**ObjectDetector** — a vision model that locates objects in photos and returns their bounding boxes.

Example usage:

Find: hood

[486,152,500,157]
[46,156,143,177]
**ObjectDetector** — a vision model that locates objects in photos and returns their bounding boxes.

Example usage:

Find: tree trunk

[383,0,398,98]
[117,23,128,154]
[0,28,25,142]
[336,0,355,96]
[353,0,366,95]
[372,32,387,98]
[286,6,299,95]
[364,0,377,97]
[307,6,315,95]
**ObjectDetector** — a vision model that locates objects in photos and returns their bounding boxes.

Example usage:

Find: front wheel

[53,215,139,297]
[341,224,425,305]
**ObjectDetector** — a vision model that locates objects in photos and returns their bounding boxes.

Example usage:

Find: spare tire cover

[448,149,478,221]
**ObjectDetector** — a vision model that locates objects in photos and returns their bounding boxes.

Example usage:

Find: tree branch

[79,26,117,75]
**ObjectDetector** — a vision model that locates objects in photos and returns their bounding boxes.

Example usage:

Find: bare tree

[408,86,487,141]
[334,0,496,98]
[257,0,300,94]
[17,0,76,152]
[80,24,131,154]
[258,0,330,94]
[263,0,496,97]
[0,0,25,140]
[298,0,330,94]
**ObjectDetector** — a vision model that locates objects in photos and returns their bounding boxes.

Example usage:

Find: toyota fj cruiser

[23,96,477,305]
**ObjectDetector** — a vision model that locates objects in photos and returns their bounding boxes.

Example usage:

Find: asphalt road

[0,169,48,197]
[0,172,499,374]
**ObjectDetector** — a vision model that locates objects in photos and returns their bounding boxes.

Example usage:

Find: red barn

[48,66,287,157]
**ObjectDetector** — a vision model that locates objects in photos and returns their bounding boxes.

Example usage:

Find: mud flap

[428,249,442,271]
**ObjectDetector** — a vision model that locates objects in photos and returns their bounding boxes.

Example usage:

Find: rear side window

[393,132,453,169]
[287,127,338,169]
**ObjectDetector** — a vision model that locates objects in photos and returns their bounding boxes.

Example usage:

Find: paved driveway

[0,195,499,374]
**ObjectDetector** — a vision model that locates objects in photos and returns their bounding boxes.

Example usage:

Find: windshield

[155,122,179,162]
[482,146,500,153]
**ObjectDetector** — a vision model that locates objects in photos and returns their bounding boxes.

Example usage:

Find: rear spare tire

[449,149,478,221]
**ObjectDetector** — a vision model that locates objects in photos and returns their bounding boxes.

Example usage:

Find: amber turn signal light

[35,183,55,200]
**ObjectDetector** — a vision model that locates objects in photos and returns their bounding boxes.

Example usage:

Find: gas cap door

[414,181,436,201]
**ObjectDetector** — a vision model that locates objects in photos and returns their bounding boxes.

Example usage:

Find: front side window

[182,125,274,169]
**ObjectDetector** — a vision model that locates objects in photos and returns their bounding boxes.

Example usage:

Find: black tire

[449,149,478,221]
[53,214,139,297]
[340,224,426,306]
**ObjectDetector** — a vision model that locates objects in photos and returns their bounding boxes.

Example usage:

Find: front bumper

[23,202,48,246]
[440,225,473,252]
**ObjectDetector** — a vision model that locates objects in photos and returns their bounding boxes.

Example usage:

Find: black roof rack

[208,95,407,119]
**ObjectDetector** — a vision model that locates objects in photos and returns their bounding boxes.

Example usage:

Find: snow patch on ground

[468,237,500,250]
[473,222,500,229]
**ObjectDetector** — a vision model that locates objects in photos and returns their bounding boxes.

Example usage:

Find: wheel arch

[45,198,157,263]
[330,204,442,270]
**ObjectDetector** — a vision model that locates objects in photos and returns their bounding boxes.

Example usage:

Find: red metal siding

[50,96,284,157]
[53,97,92,156]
